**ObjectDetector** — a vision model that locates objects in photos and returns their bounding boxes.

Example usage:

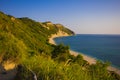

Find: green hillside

[0,11,120,80]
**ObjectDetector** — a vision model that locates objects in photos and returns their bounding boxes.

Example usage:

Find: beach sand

[49,35,120,75]
[69,50,96,64]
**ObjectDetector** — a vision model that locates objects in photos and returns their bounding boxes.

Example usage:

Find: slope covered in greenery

[0,11,74,62]
[0,11,120,80]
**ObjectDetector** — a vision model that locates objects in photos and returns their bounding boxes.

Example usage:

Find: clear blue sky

[0,0,120,34]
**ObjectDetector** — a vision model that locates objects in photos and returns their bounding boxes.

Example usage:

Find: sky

[0,0,120,34]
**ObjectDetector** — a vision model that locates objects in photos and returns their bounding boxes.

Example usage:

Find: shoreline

[70,50,120,75]
[49,35,120,75]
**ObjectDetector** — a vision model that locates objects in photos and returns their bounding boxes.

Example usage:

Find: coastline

[70,50,120,75]
[49,35,120,75]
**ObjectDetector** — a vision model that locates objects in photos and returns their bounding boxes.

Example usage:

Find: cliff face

[46,22,74,44]
[43,21,75,36]
[50,30,69,38]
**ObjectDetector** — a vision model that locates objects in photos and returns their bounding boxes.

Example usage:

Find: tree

[52,44,70,62]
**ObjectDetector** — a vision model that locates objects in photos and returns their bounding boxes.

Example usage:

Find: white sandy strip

[49,36,56,45]
[108,66,120,75]
[49,36,120,75]
[70,50,96,65]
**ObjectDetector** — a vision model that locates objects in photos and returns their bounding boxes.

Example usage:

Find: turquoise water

[54,34,120,68]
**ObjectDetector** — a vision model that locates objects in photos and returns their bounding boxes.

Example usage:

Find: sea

[54,34,120,69]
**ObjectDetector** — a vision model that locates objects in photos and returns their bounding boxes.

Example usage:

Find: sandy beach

[49,35,120,75]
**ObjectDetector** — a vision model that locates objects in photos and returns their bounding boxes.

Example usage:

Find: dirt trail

[0,62,17,80]
[0,68,17,80]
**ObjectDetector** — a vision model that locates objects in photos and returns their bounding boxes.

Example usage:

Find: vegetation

[0,11,120,80]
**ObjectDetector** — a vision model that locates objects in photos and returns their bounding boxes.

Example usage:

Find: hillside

[0,11,120,80]
[0,11,74,63]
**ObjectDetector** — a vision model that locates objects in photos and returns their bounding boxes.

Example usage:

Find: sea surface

[54,34,120,69]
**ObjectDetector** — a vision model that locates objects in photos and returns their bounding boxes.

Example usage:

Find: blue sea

[54,34,120,69]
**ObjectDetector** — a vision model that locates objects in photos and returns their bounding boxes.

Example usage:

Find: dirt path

[0,68,17,80]
[0,63,17,80]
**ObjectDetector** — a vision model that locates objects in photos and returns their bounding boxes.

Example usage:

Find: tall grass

[16,55,110,80]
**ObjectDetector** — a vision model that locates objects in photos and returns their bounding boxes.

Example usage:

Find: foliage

[0,32,27,63]
[51,44,70,62]
[72,54,89,67]
[88,61,115,80]
[15,55,66,80]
